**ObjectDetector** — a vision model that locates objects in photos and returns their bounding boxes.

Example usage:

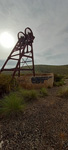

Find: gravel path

[0,82,68,150]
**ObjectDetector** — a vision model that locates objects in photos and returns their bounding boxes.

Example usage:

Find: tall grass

[0,87,48,117]
[0,89,38,117]
[19,89,38,102]
[40,88,48,97]
[0,93,25,116]
[0,74,19,96]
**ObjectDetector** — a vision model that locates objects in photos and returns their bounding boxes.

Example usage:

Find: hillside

[35,65,68,76]
[0,64,68,76]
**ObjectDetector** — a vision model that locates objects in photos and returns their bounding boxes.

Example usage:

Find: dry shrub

[40,88,48,97]
[54,74,65,87]
[0,92,25,116]
[58,87,68,98]
[0,74,19,96]
[19,89,38,102]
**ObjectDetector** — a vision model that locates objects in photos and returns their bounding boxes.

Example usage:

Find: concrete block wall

[17,73,54,89]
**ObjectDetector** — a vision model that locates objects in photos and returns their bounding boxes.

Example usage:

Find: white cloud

[0,0,68,67]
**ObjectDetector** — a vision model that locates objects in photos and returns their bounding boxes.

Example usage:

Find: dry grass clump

[0,74,19,96]
[0,86,48,117]
[19,89,38,102]
[0,92,25,116]
[58,87,68,98]
[0,88,38,117]
[40,88,48,97]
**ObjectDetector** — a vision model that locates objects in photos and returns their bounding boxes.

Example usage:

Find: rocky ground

[0,81,68,150]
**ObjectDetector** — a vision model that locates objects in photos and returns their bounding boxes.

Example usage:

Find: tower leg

[31,44,35,76]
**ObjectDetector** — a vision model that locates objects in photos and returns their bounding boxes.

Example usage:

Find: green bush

[0,92,25,116]
[0,74,19,96]
[54,74,64,82]
[19,89,38,102]
[40,88,48,97]
[58,87,68,98]
[54,80,64,87]
[54,74,65,86]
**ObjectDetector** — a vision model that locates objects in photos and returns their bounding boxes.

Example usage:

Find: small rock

[0,140,4,149]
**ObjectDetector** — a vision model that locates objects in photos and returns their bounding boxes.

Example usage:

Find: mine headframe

[0,27,35,77]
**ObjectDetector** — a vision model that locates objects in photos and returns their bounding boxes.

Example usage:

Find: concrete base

[17,73,54,89]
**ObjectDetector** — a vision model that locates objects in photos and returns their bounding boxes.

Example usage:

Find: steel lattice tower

[0,27,35,77]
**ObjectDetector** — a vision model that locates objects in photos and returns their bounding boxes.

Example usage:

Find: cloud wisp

[0,0,68,66]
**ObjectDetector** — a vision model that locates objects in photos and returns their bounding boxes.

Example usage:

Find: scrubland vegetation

[58,87,68,98]
[35,64,68,76]
[2,64,68,76]
[0,66,68,150]
[40,87,48,97]
[0,74,18,96]
[54,74,65,86]
[0,74,49,117]
[0,92,25,116]
[0,64,68,117]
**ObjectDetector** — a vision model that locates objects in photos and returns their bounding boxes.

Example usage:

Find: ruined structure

[0,27,35,77]
[0,27,54,88]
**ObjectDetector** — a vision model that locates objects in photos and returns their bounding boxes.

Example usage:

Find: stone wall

[17,73,54,89]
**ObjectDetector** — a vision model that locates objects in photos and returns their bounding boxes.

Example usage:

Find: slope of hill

[35,65,68,76]
[0,64,68,76]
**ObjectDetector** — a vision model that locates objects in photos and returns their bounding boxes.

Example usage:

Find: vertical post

[31,43,35,76]
[18,50,21,77]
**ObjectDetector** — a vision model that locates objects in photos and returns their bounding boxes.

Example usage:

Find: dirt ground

[0,80,68,150]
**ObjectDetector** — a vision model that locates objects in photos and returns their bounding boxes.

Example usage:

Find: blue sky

[0,0,68,68]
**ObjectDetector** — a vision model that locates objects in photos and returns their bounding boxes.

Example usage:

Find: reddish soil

[0,80,68,150]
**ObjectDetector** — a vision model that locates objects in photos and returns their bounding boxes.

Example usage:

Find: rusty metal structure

[0,27,35,77]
